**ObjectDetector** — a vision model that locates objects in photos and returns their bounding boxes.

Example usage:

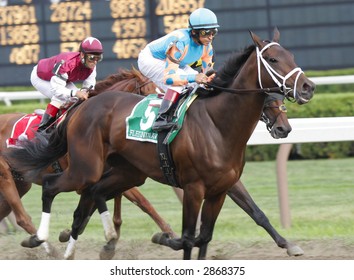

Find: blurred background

[1,0,353,86]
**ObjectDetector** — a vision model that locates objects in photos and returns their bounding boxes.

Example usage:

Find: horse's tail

[3,119,69,181]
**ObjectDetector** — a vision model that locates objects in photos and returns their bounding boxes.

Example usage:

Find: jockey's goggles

[86,54,103,62]
[199,28,218,37]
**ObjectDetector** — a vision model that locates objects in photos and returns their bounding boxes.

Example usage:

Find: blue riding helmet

[188,8,220,30]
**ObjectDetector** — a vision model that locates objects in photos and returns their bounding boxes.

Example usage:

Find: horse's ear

[249,30,263,48]
[272,27,280,42]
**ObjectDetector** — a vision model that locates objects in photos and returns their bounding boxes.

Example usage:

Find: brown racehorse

[0,66,292,259]
[5,29,315,259]
[0,66,292,258]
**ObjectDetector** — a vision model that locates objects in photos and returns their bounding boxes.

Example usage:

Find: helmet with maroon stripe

[79,37,103,54]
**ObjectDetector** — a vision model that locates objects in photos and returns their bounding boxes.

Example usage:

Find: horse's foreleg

[123,187,178,238]
[151,185,203,258]
[62,190,97,259]
[23,170,83,248]
[36,174,63,241]
[0,192,36,234]
[0,158,35,234]
[195,193,227,260]
[180,185,205,260]
[227,180,303,256]
[89,183,118,260]
[113,194,122,240]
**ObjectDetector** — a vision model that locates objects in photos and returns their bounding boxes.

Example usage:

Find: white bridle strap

[256,42,303,99]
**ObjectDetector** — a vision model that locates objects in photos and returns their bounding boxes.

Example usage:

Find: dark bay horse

[0,66,293,259]
[1,66,293,259]
[4,29,315,259]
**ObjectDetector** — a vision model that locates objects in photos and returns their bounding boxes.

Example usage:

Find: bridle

[260,92,288,132]
[204,41,304,101]
[256,41,304,102]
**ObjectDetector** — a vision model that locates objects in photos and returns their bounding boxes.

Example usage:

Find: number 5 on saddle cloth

[126,86,200,186]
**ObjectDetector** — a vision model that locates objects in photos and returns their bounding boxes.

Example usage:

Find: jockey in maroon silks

[30,37,104,133]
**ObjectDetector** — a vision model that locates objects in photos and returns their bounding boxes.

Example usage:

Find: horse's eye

[269,58,277,63]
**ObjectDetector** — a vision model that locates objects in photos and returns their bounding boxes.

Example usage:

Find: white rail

[310,75,354,85]
[248,117,354,228]
[249,117,354,145]
[0,91,47,106]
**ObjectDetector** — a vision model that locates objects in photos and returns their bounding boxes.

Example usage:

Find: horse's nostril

[303,82,316,93]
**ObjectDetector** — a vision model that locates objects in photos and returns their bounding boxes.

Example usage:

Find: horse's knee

[112,217,122,239]
[113,216,122,230]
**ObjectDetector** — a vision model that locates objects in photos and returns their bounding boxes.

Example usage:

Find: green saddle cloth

[126,92,197,144]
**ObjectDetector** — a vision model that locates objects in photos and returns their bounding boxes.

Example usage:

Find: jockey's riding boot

[152,88,180,132]
[37,113,55,133]
[37,103,59,133]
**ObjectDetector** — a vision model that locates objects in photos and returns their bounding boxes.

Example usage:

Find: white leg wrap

[41,242,51,254]
[64,236,77,260]
[36,212,51,241]
[100,211,117,241]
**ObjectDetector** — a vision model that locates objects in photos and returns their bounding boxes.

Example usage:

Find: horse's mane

[212,44,256,90]
[90,66,145,96]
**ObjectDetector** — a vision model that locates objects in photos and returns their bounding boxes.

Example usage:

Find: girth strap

[157,131,180,188]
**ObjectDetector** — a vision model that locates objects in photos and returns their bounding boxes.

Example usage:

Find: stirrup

[152,118,176,132]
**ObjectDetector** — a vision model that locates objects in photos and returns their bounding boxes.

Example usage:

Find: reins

[202,82,283,94]
[135,78,153,95]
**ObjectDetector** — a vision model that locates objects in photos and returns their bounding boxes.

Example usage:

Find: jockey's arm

[82,68,97,89]
[50,73,73,99]
[200,45,216,81]
[163,44,207,86]
[50,74,89,101]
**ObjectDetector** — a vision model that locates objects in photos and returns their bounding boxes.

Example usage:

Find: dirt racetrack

[0,234,353,260]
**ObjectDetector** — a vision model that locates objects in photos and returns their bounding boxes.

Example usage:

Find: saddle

[126,86,201,187]
[6,110,44,148]
[6,108,68,148]
[126,88,198,144]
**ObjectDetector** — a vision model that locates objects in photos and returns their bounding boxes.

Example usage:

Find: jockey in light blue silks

[138,8,219,131]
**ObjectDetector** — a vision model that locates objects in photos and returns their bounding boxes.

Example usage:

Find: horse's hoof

[58,229,71,242]
[21,234,44,248]
[64,253,75,260]
[151,232,170,245]
[99,239,117,260]
[287,245,304,256]
[42,242,61,259]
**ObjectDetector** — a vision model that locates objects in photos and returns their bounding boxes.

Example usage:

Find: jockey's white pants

[138,47,198,93]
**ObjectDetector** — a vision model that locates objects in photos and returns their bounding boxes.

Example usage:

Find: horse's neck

[109,79,136,93]
[203,69,265,147]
